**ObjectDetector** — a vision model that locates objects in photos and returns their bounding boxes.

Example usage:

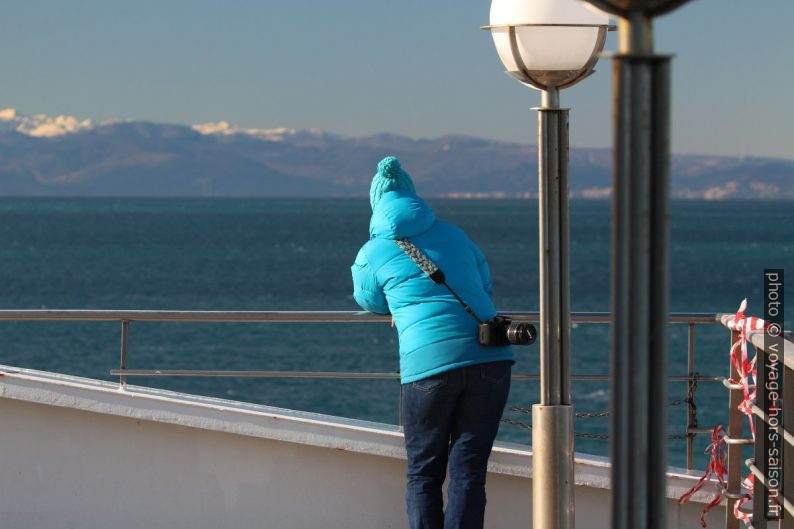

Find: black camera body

[478,315,537,346]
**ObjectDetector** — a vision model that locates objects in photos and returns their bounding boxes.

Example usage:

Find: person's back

[353,188,513,383]
[351,156,514,529]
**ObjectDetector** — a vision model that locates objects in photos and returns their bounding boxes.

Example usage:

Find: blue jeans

[402,360,511,529]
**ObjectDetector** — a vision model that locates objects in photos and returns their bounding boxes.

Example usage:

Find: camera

[478,315,537,346]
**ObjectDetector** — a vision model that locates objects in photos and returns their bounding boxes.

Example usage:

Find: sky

[1,0,792,159]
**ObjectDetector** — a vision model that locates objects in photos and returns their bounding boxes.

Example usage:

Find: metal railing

[716,322,794,529]
[3,308,791,528]
[0,308,731,472]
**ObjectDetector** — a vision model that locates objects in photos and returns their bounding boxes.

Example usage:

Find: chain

[574,431,611,440]
[576,410,611,418]
[501,418,531,430]
[509,400,686,420]
[502,371,702,442]
[500,418,689,441]
[686,371,699,435]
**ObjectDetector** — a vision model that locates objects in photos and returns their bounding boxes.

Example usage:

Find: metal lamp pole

[483,4,611,525]
[580,1,691,528]
[533,84,575,529]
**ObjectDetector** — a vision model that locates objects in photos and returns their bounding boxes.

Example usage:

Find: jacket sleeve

[351,246,391,315]
[469,239,494,299]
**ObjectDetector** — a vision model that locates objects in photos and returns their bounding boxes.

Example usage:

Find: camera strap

[394,238,484,325]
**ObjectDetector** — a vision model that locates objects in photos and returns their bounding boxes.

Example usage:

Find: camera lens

[505,322,537,345]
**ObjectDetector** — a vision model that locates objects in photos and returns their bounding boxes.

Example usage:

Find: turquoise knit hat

[369,156,416,210]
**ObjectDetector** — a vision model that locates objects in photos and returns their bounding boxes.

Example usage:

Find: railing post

[783,361,794,529]
[725,329,743,529]
[687,323,696,471]
[119,320,129,390]
[752,346,768,529]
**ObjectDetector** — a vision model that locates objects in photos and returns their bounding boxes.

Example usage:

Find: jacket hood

[369,190,436,240]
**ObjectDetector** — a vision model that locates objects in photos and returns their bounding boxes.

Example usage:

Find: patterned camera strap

[394,238,483,324]
[394,239,444,283]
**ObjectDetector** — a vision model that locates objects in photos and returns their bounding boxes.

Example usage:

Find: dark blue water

[1,198,791,468]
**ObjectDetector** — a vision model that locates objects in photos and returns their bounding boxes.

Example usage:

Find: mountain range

[1,108,792,199]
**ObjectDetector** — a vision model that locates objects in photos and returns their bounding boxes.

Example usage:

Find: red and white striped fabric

[720,298,763,438]
[679,426,728,527]
[680,300,769,526]
[733,474,754,524]
[721,298,767,334]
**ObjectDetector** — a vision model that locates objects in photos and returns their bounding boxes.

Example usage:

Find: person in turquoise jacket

[351,156,514,529]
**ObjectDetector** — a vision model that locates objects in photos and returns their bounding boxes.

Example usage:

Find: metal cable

[508,399,687,420]
[500,418,690,441]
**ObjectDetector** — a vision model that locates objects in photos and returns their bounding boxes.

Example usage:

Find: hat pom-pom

[377,156,402,179]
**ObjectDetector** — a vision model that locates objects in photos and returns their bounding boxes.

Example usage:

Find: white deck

[0,365,723,528]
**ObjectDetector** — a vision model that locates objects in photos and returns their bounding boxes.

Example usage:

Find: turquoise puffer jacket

[351,190,514,383]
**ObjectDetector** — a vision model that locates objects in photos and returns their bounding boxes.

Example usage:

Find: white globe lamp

[485,0,611,91]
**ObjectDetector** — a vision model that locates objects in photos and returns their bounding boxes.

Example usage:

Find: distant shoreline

[1,195,793,202]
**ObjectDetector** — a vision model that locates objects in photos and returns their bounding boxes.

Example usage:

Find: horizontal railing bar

[723,435,755,446]
[0,310,395,323]
[687,427,716,434]
[749,403,794,447]
[721,377,744,390]
[502,374,722,382]
[745,458,794,518]
[716,482,750,500]
[719,315,794,371]
[0,309,725,325]
[745,329,794,371]
[108,369,724,383]
[110,369,401,379]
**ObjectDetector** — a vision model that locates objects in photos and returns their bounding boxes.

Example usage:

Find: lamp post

[484,2,610,528]
[577,1,691,528]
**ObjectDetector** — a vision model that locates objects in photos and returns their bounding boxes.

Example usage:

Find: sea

[1,197,791,469]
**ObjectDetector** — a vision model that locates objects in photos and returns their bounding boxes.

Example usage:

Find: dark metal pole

[581,2,692,527]
[609,12,671,529]
[537,86,572,407]
[533,86,574,529]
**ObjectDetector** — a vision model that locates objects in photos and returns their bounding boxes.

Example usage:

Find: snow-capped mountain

[0,107,333,146]
[0,108,792,199]
[192,120,329,143]
[0,108,94,137]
